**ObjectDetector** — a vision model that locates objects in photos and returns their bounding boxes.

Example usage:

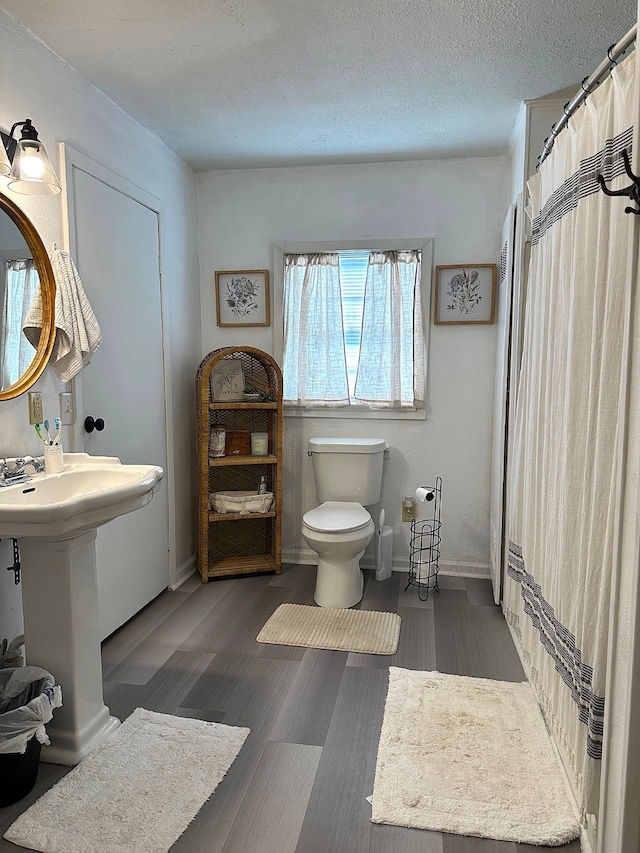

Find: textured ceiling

[1,0,636,170]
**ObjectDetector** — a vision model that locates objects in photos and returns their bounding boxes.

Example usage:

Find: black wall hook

[597,149,640,215]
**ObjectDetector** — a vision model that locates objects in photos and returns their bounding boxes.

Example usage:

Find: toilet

[302,437,386,608]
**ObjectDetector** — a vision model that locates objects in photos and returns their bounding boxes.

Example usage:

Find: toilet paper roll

[414,562,431,581]
[415,486,435,502]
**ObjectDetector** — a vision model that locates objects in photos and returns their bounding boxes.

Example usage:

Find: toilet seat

[303,501,371,534]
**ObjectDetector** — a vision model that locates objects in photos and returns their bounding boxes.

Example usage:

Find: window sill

[284,406,426,421]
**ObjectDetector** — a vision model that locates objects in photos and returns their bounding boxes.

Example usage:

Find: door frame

[489,203,516,604]
[58,143,177,587]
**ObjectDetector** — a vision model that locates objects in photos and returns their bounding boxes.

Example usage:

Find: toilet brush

[375,509,393,581]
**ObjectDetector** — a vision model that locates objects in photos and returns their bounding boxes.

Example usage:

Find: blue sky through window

[338,251,368,398]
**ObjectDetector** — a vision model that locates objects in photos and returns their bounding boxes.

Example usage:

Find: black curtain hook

[597,148,640,215]
[607,44,618,66]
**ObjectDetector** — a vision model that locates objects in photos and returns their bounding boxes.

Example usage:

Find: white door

[62,148,170,639]
[489,204,516,604]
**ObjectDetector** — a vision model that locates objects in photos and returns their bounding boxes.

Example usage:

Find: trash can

[0,666,62,806]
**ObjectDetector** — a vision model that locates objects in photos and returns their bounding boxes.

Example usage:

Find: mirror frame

[0,192,56,400]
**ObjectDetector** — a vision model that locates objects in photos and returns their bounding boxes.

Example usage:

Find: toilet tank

[309,437,386,504]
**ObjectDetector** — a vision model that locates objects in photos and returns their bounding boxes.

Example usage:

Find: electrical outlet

[28,391,43,425]
[402,498,416,522]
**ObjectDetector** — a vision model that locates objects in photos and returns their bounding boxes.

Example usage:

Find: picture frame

[434,264,497,325]
[215,269,270,327]
[210,358,245,402]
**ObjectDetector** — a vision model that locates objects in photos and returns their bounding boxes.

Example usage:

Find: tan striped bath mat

[257,603,401,654]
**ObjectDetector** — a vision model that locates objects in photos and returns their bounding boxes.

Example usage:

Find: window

[339,252,367,397]
[0,259,38,388]
[282,247,425,411]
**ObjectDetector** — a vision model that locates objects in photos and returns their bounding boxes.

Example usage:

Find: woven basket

[209,490,274,514]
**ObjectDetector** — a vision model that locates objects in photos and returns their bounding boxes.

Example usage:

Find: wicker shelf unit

[196,347,283,582]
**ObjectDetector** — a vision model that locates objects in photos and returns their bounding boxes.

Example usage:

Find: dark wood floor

[0,566,581,853]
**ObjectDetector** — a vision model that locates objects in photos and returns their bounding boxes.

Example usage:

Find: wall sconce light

[0,119,61,195]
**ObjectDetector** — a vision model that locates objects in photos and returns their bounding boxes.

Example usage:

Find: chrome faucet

[0,455,45,486]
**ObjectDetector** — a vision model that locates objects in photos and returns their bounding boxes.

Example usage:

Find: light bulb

[20,152,44,179]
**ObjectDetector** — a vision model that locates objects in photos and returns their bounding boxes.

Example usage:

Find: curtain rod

[537,24,637,169]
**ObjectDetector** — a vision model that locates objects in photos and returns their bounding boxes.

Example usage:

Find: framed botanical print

[434,264,496,324]
[215,269,270,327]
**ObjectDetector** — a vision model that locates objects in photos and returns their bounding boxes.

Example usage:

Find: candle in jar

[251,432,269,456]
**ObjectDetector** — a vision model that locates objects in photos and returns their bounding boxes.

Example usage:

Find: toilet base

[314,551,365,609]
[302,511,374,610]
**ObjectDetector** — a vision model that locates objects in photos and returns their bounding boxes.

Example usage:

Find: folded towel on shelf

[23,248,102,382]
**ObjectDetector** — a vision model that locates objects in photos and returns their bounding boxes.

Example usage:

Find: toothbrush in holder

[52,417,62,446]
[34,423,47,444]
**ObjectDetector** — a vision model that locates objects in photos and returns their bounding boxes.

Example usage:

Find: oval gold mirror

[0,191,55,400]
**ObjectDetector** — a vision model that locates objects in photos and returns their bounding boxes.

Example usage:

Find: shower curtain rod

[537,23,637,169]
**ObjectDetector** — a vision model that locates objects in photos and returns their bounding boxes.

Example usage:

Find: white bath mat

[4,708,249,853]
[371,667,579,846]
[257,603,400,655]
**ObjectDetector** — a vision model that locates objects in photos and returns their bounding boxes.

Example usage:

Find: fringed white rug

[4,708,249,853]
[257,603,401,654]
[371,668,580,846]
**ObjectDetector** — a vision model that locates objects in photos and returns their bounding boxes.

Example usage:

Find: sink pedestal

[20,529,120,765]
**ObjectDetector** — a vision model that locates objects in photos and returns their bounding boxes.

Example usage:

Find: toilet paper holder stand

[407,476,442,601]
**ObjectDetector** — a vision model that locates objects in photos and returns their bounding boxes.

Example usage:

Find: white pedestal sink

[0,453,164,765]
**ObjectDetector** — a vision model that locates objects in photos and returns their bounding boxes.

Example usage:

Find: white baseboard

[282,548,490,580]
[389,559,490,579]
[438,561,491,579]
[283,547,318,566]
[169,555,197,590]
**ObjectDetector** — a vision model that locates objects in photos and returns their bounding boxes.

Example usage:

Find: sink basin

[0,452,164,539]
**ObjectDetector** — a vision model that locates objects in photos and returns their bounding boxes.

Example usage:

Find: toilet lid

[303,501,372,533]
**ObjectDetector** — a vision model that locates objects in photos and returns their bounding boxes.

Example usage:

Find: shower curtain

[503,53,636,824]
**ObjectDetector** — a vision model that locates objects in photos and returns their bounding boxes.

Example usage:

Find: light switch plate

[60,392,75,425]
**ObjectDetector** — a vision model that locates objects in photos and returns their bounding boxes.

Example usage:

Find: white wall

[197,156,509,574]
[0,9,201,645]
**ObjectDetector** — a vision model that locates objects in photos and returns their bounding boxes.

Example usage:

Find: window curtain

[283,253,350,406]
[503,54,635,824]
[0,259,38,388]
[354,250,423,408]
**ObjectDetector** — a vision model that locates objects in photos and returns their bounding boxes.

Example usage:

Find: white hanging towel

[23,248,102,382]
